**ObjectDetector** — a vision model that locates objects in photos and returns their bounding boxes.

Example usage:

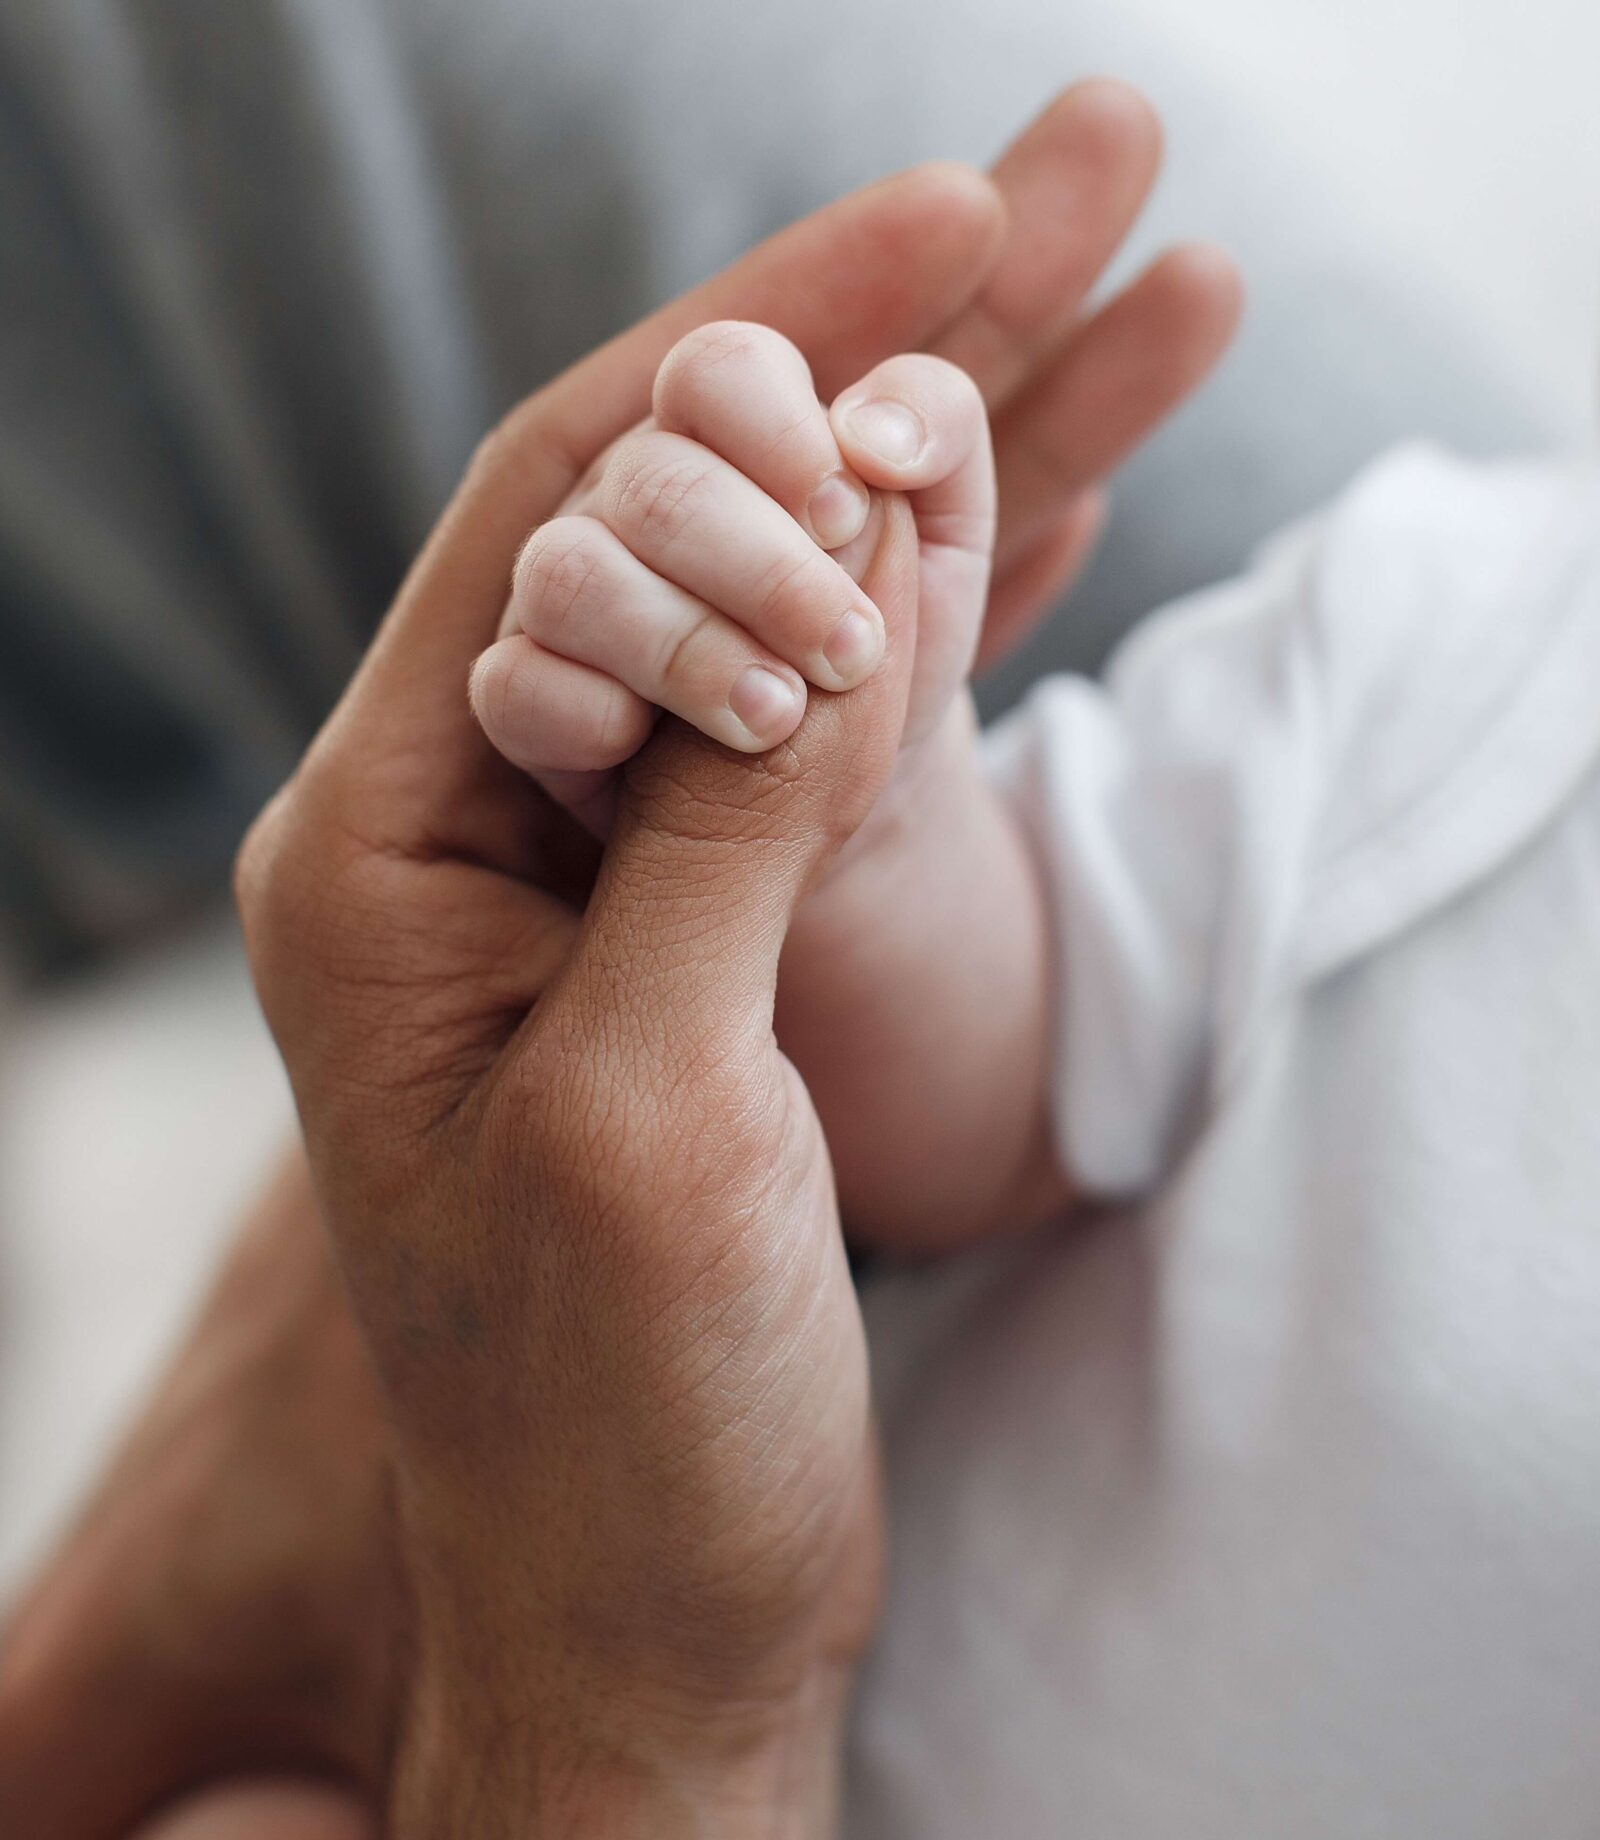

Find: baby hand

[471,324,1054,1250]
[469,321,994,835]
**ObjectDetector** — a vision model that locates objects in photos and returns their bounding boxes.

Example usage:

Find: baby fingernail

[822,605,885,687]
[845,399,924,468]
[728,665,803,746]
[808,470,871,549]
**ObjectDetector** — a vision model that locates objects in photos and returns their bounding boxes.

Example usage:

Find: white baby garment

[851,445,1600,1838]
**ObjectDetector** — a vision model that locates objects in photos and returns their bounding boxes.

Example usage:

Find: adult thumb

[553,492,919,1048]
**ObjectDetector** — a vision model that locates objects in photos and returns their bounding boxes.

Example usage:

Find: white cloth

[850,445,1600,1837]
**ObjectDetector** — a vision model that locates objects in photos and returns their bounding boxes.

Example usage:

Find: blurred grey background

[2,0,1597,1592]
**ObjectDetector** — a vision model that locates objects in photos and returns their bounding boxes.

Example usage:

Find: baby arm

[470,321,1071,1252]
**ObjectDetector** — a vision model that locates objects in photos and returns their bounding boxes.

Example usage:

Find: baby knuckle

[656,319,790,409]
[650,607,709,692]
[753,545,825,630]
[593,683,653,765]
[605,435,715,550]
[516,517,611,644]
[467,643,518,741]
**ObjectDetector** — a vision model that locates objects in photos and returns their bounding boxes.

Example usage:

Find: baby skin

[470,321,1069,1250]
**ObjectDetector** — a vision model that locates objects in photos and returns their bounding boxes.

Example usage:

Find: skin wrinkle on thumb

[618,496,914,868]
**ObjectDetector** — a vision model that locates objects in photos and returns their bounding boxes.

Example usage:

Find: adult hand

[0,80,1240,1838]
[232,448,924,1832]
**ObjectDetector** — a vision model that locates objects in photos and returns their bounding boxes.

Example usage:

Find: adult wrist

[390,1651,853,1839]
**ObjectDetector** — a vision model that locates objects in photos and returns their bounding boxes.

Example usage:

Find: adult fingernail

[727,665,804,747]
[808,471,870,549]
[821,605,885,688]
[845,399,925,468]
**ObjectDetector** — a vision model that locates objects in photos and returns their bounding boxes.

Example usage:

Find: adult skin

[0,83,1241,1838]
